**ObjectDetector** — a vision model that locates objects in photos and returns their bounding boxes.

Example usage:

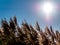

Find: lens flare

[41,2,54,14]
[34,1,58,23]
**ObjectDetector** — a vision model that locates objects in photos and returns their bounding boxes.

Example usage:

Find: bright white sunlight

[41,2,54,14]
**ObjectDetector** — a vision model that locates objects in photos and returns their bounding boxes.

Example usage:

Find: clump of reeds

[0,16,60,45]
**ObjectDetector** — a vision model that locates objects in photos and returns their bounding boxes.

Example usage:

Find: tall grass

[0,16,60,45]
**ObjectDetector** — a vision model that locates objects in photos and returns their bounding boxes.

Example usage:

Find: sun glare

[34,1,57,22]
[41,2,54,14]
[40,2,55,21]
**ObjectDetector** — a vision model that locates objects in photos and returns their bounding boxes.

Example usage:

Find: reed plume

[0,16,60,45]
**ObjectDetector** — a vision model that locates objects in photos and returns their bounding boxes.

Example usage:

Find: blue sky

[0,0,60,30]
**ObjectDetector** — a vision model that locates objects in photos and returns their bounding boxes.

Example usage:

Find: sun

[41,2,54,14]
[40,2,54,21]
[34,1,56,22]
